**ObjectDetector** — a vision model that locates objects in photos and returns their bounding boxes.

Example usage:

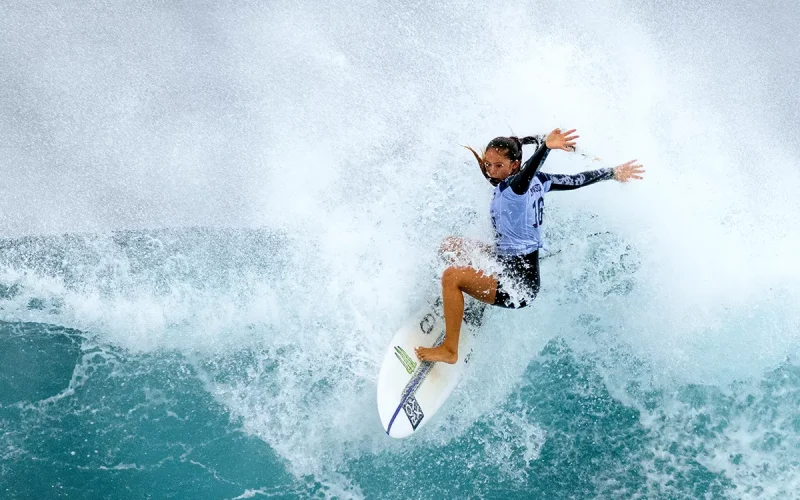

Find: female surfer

[415,128,645,364]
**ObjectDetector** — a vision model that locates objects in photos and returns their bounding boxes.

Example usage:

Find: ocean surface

[1,227,799,499]
[2,1,800,498]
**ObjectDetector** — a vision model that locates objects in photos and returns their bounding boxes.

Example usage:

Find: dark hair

[465,135,543,186]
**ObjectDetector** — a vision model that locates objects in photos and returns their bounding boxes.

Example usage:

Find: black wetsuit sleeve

[536,168,615,191]
[507,142,551,195]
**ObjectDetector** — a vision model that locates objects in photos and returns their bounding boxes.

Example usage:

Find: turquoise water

[0,321,743,499]
[0,318,731,499]
[2,230,799,499]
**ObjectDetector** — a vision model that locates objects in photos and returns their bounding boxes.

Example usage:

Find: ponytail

[509,135,545,158]
[518,135,544,148]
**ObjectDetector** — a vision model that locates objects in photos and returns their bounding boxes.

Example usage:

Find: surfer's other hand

[613,159,645,182]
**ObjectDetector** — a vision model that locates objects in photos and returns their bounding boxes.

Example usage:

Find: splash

[2,0,800,497]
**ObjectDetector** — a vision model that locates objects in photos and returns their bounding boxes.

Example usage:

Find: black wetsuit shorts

[493,250,540,309]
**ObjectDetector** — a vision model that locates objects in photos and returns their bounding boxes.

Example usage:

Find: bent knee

[442,266,474,289]
[441,266,460,287]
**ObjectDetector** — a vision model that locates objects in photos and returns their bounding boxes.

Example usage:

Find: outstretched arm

[508,128,579,195]
[539,160,645,192]
[537,168,615,191]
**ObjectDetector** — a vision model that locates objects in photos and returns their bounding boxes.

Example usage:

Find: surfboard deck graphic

[377,298,484,438]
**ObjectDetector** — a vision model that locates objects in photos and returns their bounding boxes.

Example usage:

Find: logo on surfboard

[403,395,424,430]
[394,346,417,374]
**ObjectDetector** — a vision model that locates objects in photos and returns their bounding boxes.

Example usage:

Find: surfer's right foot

[415,345,457,364]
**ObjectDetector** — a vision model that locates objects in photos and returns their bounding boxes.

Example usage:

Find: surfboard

[377,297,485,438]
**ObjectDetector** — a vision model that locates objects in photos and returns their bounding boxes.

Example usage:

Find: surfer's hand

[545,128,579,152]
[613,160,645,182]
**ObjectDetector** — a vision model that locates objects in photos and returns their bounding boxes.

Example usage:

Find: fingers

[546,127,578,152]
[549,128,577,139]
[616,164,646,182]
[562,129,579,141]
[616,159,645,176]
[561,129,578,152]
[555,128,579,152]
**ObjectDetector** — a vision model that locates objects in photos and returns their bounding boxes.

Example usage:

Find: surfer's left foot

[415,345,457,364]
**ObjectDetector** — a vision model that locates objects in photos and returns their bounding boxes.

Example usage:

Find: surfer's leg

[415,266,497,364]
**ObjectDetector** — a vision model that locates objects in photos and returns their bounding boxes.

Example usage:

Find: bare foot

[415,345,458,364]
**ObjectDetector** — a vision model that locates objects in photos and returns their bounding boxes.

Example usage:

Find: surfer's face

[484,148,519,182]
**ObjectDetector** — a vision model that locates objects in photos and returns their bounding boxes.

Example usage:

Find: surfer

[415,128,644,364]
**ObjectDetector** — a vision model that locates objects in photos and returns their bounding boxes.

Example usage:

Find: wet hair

[465,135,543,186]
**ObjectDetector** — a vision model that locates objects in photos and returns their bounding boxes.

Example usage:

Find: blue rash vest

[489,144,615,256]
[491,173,547,256]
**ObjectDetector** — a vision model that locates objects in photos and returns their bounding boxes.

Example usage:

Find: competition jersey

[491,168,615,256]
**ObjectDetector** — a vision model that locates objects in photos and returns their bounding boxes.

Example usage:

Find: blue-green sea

[2,229,799,499]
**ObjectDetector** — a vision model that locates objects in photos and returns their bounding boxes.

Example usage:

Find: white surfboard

[377,298,485,438]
